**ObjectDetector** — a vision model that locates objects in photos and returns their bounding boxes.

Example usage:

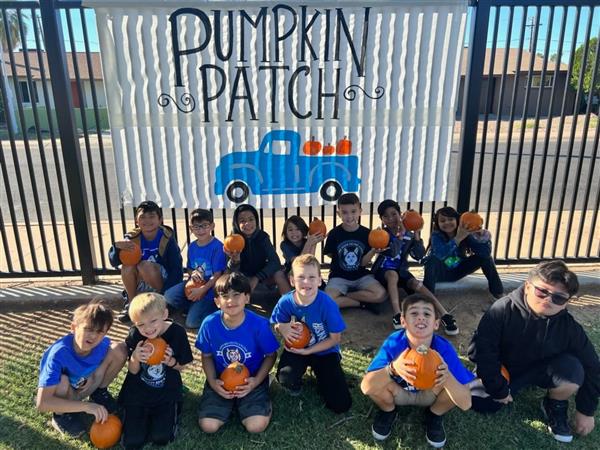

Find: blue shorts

[198,379,271,422]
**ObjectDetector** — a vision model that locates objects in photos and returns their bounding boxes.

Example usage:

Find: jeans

[163,281,217,329]
[423,254,504,296]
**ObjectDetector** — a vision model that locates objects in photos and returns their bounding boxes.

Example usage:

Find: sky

[10,4,600,64]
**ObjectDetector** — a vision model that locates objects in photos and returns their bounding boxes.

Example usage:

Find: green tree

[570,37,599,101]
[0,9,27,51]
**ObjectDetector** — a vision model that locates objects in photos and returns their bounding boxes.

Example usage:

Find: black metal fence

[0,0,598,283]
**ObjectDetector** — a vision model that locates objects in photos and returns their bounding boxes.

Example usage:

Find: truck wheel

[320,181,342,202]
[226,181,250,203]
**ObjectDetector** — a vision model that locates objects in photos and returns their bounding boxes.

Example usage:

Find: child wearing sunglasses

[468,260,600,443]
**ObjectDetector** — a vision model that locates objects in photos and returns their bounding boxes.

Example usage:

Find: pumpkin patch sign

[86,0,468,208]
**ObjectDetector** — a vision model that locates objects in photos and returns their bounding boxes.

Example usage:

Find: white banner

[86,0,467,208]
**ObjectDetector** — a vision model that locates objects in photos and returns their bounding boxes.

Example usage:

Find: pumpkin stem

[234,363,244,374]
[416,344,429,355]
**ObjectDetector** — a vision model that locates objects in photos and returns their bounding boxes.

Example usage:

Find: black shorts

[374,269,416,294]
[198,379,271,423]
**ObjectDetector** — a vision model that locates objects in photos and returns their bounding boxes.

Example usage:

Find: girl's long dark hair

[432,206,460,237]
[281,215,309,243]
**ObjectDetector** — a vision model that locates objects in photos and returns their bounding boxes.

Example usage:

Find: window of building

[19,80,39,103]
[530,74,553,88]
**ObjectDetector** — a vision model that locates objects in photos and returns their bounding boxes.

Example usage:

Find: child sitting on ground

[271,254,352,413]
[361,294,473,448]
[280,215,325,276]
[109,200,183,323]
[36,301,127,438]
[195,272,280,433]
[225,204,290,295]
[368,200,458,334]
[324,193,386,310]
[164,208,226,329]
[423,206,503,299]
[118,293,193,448]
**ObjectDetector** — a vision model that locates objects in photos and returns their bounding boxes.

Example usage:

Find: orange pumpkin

[460,211,484,231]
[368,229,390,249]
[303,136,322,155]
[322,143,335,155]
[220,362,250,392]
[286,322,312,349]
[399,345,442,390]
[145,337,167,366]
[308,218,327,236]
[224,233,245,253]
[184,277,206,299]
[501,365,510,383]
[336,136,352,155]
[119,242,141,266]
[402,210,424,231]
[89,414,122,449]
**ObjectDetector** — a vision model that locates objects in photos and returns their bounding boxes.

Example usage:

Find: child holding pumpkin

[118,293,193,448]
[361,294,473,448]
[108,200,183,323]
[164,208,226,329]
[226,204,291,295]
[271,254,352,413]
[195,272,280,433]
[324,193,387,310]
[36,300,127,438]
[423,206,504,299]
[367,200,458,334]
[280,215,325,276]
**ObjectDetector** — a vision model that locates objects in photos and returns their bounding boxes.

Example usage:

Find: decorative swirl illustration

[157,92,196,113]
[343,85,385,101]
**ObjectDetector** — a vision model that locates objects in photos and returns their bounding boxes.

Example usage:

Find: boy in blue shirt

[196,272,279,433]
[109,200,183,323]
[36,301,127,438]
[271,254,352,413]
[164,209,226,329]
[361,294,473,448]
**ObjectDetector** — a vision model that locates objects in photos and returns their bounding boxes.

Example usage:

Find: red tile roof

[2,50,102,80]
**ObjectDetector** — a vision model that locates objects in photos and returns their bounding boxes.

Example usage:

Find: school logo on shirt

[141,361,166,388]
[338,240,364,271]
[217,342,252,365]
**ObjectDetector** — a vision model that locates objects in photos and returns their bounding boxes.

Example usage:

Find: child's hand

[249,277,259,291]
[162,345,174,366]
[86,402,108,423]
[114,240,135,250]
[471,229,491,242]
[234,376,257,398]
[278,322,302,344]
[287,346,310,355]
[211,378,235,399]
[224,249,241,263]
[188,284,208,302]
[434,361,449,387]
[190,270,204,283]
[373,246,389,254]
[391,356,417,383]
[307,233,325,245]
[132,340,151,364]
[455,223,473,243]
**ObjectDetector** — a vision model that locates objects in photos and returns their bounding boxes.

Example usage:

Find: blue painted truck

[214,130,361,203]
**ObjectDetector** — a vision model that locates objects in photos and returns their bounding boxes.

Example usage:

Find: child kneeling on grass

[195,272,280,433]
[271,254,352,413]
[361,294,473,448]
[36,300,127,438]
[118,293,193,449]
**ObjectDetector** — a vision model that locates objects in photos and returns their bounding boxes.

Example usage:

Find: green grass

[1,330,600,449]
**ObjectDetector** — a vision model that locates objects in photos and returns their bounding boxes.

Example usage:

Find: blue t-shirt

[270,290,346,356]
[186,238,227,300]
[195,310,279,376]
[140,229,164,262]
[38,334,110,389]
[367,331,474,392]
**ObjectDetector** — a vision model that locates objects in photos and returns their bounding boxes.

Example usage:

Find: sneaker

[371,408,397,441]
[51,413,86,438]
[441,314,459,336]
[359,301,381,315]
[425,409,446,448]
[541,397,573,443]
[392,313,403,330]
[90,387,118,413]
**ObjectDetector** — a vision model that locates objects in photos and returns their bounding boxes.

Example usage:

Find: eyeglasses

[190,223,211,231]
[531,284,571,306]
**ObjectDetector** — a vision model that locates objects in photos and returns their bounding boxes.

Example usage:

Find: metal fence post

[40,0,97,284]
[455,0,491,214]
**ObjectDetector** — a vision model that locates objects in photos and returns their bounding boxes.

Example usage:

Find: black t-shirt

[323,225,371,280]
[118,320,193,407]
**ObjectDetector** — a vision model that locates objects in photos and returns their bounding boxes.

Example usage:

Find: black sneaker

[51,413,86,438]
[441,314,459,336]
[392,313,403,330]
[90,387,118,413]
[541,397,573,443]
[359,301,381,315]
[425,409,446,448]
[371,408,397,441]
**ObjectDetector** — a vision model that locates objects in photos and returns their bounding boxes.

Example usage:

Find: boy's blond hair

[129,293,167,322]
[291,254,321,276]
[72,299,113,332]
